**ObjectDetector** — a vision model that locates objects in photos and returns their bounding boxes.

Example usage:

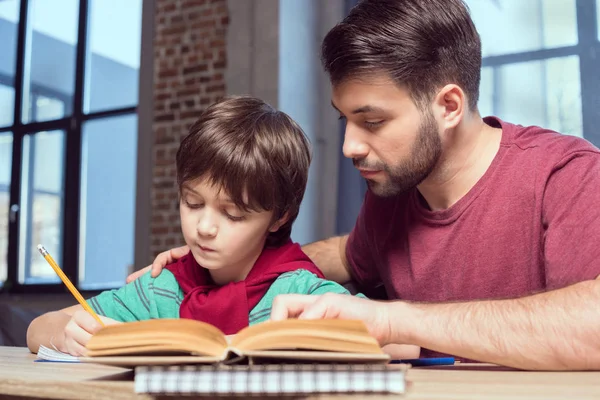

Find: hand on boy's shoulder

[126,246,189,283]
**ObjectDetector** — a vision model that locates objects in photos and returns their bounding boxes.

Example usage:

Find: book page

[232,319,382,354]
[36,345,80,363]
[86,319,228,357]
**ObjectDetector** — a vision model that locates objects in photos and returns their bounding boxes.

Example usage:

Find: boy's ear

[269,212,290,233]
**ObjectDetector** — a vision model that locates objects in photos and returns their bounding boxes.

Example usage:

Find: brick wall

[150,0,228,260]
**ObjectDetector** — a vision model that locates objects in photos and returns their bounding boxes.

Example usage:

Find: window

[0,133,12,283]
[0,0,19,128]
[466,0,600,144]
[0,0,143,293]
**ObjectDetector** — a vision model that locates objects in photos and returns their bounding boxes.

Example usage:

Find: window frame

[480,0,599,145]
[0,0,149,294]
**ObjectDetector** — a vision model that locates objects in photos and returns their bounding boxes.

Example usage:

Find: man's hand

[58,311,120,356]
[270,293,394,345]
[126,245,189,283]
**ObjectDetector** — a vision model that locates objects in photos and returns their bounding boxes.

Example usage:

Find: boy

[27,96,357,356]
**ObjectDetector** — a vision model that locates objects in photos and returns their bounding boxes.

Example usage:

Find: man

[130,0,600,370]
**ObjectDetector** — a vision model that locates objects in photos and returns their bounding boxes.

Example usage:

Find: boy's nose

[197,215,218,237]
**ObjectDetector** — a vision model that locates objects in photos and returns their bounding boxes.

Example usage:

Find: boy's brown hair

[176,95,311,247]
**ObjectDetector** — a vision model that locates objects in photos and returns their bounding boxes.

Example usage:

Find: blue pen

[390,357,455,366]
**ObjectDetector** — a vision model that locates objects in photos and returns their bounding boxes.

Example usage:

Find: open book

[76,318,389,367]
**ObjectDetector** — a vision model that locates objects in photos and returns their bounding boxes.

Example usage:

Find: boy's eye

[224,210,246,222]
[184,200,203,209]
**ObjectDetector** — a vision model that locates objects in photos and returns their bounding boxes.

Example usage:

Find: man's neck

[417,115,502,211]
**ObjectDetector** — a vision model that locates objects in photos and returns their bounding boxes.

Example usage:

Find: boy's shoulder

[142,268,183,295]
[268,269,349,296]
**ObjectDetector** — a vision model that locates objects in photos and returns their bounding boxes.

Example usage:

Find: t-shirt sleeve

[542,150,600,289]
[88,270,183,322]
[249,270,366,325]
[345,191,381,289]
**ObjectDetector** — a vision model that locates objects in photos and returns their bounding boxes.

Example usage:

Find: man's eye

[364,120,384,129]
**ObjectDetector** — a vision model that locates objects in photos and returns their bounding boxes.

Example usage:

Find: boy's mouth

[198,244,215,252]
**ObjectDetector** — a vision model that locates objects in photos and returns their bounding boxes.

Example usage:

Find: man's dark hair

[177,96,311,247]
[321,0,482,110]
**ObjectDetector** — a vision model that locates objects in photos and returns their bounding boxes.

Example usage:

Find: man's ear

[432,84,464,130]
[269,212,290,233]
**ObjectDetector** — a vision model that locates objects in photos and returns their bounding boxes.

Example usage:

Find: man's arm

[301,235,351,284]
[126,235,353,284]
[391,277,600,370]
[272,277,600,370]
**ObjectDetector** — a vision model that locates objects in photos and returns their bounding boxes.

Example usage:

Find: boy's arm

[26,271,178,354]
[27,304,79,353]
[26,304,117,354]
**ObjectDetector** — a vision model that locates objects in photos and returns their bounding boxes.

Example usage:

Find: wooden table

[2,346,600,399]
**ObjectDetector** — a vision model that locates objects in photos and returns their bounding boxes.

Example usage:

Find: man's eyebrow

[330,101,387,115]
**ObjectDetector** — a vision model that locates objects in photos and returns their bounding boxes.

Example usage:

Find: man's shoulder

[496,117,599,158]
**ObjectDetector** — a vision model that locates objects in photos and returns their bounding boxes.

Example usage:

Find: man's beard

[355,110,442,197]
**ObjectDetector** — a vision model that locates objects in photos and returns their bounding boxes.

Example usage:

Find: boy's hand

[125,245,189,283]
[59,310,120,356]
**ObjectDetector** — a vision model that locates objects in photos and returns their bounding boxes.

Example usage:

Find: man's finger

[298,294,339,320]
[150,250,172,277]
[270,294,321,321]
[172,245,190,258]
[126,266,150,283]
[149,245,190,277]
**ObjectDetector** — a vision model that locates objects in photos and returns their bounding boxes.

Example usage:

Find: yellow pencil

[37,244,105,327]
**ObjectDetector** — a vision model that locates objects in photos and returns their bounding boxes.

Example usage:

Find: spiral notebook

[134,364,407,395]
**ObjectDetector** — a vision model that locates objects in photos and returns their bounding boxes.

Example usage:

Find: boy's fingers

[65,339,89,357]
[270,294,320,321]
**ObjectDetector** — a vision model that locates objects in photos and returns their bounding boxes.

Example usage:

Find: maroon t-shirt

[346,117,600,359]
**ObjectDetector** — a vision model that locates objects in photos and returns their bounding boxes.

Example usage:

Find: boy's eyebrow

[330,101,387,115]
[182,185,239,205]
[181,184,198,194]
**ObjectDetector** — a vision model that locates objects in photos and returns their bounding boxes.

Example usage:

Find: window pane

[79,114,137,289]
[19,130,65,284]
[478,67,495,117]
[466,0,578,57]
[486,56,582,138]
[0,84,15,128]
[0,0,20,127]
[0,133,12,284]
[22,0,78,123]
[85,0,142,113]
[597,0,600,41]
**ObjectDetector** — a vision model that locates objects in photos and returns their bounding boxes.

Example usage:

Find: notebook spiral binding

[134,363,406,395]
